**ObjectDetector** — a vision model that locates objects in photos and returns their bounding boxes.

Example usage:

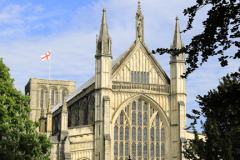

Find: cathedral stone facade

[25,1,205,160]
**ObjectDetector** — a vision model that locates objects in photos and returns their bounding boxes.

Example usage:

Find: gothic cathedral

[25,1,202,160]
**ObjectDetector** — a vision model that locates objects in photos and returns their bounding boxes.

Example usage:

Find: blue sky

[1,0,239,132]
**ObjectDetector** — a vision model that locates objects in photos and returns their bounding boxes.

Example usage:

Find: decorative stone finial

[103,7,106,12]
[176,16,179,20]
[137,0,142,16]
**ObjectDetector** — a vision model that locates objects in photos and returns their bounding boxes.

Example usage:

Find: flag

[41,51,51,61]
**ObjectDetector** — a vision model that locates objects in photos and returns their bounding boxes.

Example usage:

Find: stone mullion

[117,116,119,160]
[147,102,151,159]
[129,102,132,159]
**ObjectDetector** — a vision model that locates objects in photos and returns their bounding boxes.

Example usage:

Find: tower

[95,7,112,160]
[170,17,186,160]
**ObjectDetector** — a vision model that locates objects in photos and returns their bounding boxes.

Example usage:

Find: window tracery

[114,99,166,160]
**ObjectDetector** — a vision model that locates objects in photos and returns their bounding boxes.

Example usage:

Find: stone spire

[96,8,111,56]
[172,16,182,49]
[135,0,144,42]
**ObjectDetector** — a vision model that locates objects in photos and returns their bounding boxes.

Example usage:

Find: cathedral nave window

[51,90,54,105]
[114,100,165,160]
[62,91,65,102]
[40,89,44,108]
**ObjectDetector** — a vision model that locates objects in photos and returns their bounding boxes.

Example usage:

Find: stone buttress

[169,17,187,160]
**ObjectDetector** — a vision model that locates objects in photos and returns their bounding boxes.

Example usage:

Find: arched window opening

[114,99,166,159]
[51,90,54,105]
[40,89,44,108]
[62,91,65,101]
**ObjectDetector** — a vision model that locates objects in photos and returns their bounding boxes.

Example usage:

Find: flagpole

[49,48,51,79]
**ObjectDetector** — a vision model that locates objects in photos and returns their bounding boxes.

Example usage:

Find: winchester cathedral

[25,1,204,160]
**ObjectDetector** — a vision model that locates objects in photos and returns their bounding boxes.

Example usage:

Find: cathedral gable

[112,42,169,85]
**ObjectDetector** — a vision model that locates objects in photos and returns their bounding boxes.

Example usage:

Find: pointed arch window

[51,90,54,105]
[113,100,166,159]
[62,91,65,101]
[40,89,44,108]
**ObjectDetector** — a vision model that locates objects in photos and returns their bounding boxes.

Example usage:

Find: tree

[152,0,240,78]
[0,58,52,160]
[183,68,240,159]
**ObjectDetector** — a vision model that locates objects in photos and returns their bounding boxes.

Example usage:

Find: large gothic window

[114,100,166,160]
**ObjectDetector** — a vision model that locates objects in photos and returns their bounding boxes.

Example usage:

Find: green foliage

[183,68,240,159]
[152,0,240,78]
[0,58,52,160]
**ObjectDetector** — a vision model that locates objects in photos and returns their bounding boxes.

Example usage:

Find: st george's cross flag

[41,51,51,61]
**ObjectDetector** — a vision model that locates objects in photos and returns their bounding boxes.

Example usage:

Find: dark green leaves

[0,58,52,160]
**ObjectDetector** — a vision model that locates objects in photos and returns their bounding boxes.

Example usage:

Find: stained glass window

[120,126,123,140]
[143,103,147,111]
[137,127,142,141]
[143,143,147,157]
[161,143,165,157]
[132,127,136,141]
[132,101,136,110]
[120,142,123,156]
[120,112,124,125]
[151,143,154,157]
[132,142,136,156]
[156,143,160,157]
[62,91,65,101]
[114,126,118,140]
[137,142,142,156]
[138,112,142,126]
[156,114,159,126]
[114,142,118,156]
[131,71,133,82]
[138,100,142,111]
[125,126,129,140]
[143,127,147,141]
[161,128,165,142]
[143,113,147,126]
[156,128,160,141]
[51,90,54,105]
[113,100,165,159]
[136,72,139,82]
[151,127,154,141]
[125,142,128,156]
[40,90,43,108]
[132,112,136,125]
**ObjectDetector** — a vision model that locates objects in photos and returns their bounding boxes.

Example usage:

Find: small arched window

[51,90,54,105]
[62,91,65,101]
[40,90,44,108]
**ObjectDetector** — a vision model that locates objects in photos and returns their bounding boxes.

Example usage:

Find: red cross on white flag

[41,51,51,61]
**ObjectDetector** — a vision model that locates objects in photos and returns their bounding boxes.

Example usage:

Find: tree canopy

[152,0,240,78]
[183,68,240,159]
[0,58,52,160]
